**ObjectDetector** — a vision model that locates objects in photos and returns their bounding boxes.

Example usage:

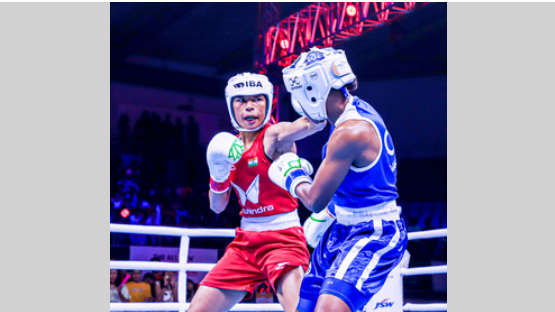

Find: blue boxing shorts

[297,208,408,312]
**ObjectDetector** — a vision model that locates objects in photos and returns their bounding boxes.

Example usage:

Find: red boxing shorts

[199,226,310,300]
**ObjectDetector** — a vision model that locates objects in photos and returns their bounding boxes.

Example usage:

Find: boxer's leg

[274,266,305,312]
[188,286,248,312]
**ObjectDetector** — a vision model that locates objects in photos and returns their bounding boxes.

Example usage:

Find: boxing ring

[110,224,447,312]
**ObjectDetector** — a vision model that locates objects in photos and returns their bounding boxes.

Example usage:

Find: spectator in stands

[185,115,200,148]
[150,257,171,294]
[174,203,188,226]
[174,186,193,226]
[186,279,197,302]
[173,116,185,145]
[150,112,162,141]
[160,112,174,143]
[129,208,147,245]
[110,269,123,302]
[156,271,178,303]
[142,273,157,301]
[134,110,152,142]
[118,114,131,137]
[117,113,132,152]
[116,172,140,204]
[126,270,153,302]
[112,269,132,303]
[144,203,162,244]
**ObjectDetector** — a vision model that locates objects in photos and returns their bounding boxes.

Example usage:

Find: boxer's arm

[209,188,231,214]
[206,132,243,214]
[295,121,377,213]
[295,144,352,213]
[304,206,336,248]
[264,117,326,158]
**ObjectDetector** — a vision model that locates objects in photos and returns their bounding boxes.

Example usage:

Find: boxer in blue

[269,47,408,312]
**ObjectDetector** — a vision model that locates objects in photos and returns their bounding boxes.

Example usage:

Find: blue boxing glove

[268,152,313,198]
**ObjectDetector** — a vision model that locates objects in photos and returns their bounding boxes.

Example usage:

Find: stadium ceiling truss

[257,2,427,123]
[257,2,427,70]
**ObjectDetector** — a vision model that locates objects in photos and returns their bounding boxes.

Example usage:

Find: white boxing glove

[206,132,244,193]
[268,152,313,198]
[303,206,336,248]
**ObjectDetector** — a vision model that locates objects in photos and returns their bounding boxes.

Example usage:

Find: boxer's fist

[268,152,313,198]
[207,132,244,193]
[303,207,336,248]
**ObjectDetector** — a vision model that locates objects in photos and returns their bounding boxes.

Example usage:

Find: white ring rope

[407,228,447,240]
[110,260,217,272]
[403,303,448,311]
[110,223,447,312]
[110,223,236,237]
[110,224,447,240]
[401,265,447,276]
[109,302,286,311]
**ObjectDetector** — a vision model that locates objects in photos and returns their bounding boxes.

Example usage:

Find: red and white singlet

[199,124,309,297]
[229,124,298,219]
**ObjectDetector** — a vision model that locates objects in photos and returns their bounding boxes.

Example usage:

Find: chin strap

[341,86,350,99]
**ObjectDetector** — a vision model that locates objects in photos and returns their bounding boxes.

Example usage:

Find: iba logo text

[374,299,394,310]
[233,80,263,89]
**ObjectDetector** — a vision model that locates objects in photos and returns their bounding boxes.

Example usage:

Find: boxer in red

[187,72,326,312]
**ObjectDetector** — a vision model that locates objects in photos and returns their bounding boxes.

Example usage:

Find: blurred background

[110,2,447,306]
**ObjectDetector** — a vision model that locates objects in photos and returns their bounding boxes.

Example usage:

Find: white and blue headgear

[225,72,274,132]
[282,47,356,122]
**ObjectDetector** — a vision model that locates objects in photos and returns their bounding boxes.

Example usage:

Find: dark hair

[143,273,156,282]
[345,77,358,92]
[142,272,157,299]
[330,77,358,99]
[113,270,124,286]
[187,279,197,292]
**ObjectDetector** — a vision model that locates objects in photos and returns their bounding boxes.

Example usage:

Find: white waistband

[240,209,301,232]
[335,200,401,225]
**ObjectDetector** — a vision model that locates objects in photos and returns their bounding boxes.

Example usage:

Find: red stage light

[346,4,357,17]
[121,208,130,218]
[280,39,289,50]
